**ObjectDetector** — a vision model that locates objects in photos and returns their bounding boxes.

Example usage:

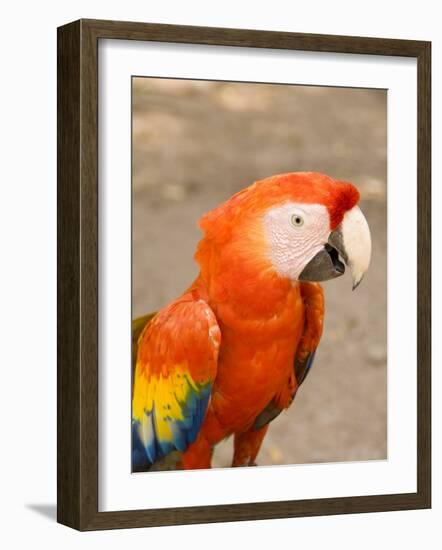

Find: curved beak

[299,205,372,289]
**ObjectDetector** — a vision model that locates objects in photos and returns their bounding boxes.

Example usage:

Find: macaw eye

[291,214,304,227]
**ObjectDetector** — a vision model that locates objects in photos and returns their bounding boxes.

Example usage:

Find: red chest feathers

[210,286,305,429]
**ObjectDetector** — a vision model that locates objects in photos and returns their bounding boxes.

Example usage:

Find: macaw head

[198,172,371,289]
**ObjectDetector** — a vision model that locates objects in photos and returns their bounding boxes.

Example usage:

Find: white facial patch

[262,202,331,280]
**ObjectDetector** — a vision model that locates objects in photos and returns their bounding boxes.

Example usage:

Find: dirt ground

[132,78,387,467]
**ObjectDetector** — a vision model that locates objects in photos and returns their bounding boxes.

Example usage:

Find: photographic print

[131,78,387,472]
[57,20,430,529]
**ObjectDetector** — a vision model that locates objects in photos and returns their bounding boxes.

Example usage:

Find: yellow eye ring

[291,214,304,227]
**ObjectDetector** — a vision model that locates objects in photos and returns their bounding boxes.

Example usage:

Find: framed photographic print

[57,19,431,530]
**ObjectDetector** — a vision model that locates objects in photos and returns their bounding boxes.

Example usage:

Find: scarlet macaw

[132,172,371,470]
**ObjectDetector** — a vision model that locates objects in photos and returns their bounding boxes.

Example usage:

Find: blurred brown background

[132,78,387,467]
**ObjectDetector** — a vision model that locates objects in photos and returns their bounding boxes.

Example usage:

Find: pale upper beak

[299,205,372,289]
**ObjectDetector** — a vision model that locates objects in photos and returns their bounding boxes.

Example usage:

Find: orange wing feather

[132,291,221,470]
[293,282,325,385]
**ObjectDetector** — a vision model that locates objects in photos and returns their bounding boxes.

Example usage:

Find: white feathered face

[263,201,372,288]
[263,202,331,280]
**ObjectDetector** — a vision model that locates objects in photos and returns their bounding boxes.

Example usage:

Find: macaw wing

[132,295,221,470]
[293,282,324,386]
[253,282,324,430]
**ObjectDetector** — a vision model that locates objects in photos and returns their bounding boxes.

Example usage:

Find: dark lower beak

[299,205,371,287]
[299,243,345,282]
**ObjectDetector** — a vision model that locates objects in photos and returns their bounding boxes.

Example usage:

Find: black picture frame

[57,19,431,531]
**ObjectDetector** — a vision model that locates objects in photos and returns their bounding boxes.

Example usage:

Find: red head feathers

[198,172,360,244]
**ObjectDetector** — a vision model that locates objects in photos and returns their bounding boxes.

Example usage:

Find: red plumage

[133,172,361,469]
